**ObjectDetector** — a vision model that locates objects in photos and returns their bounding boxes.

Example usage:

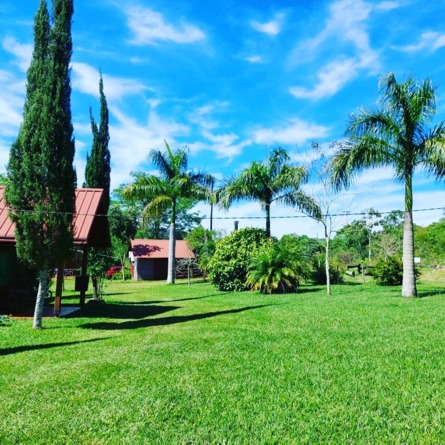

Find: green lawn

[2,278,445,444]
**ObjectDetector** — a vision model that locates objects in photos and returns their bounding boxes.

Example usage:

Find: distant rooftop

[130,239,195,259]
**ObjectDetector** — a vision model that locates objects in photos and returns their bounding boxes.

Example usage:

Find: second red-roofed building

[129,239,196,280]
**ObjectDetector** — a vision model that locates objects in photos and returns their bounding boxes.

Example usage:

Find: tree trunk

[167,201,177,285]
[167,222,176,284]
[324,223,331,296]
[92,275,99,300]
[33,268,49,329]
[402,174,417,297]
[121,258,126,281]
[402,209,417,297]
[265,202,271,237]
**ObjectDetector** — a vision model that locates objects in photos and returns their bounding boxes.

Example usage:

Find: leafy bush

[246,242,301,294]
[311,253,344,285]
[373,256,403,285]
[186,226,217,277]
[208,228,268,291]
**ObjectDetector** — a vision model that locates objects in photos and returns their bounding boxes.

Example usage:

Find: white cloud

[0,69,25,146]
[107,105,190,188]
[191,134,250,161]
[2,36,32,72]
[125,5,205,45]
[394,31,445,53]
[72,62,150,100]
[186,103,249,160]
[0,140,11,173]
[288,0,380,100]
[251,118,330,145]
[289,58,359,100]
[294,0,374,58]
[244,55,263,63]
[251,13,284,36]
[0,72,24,175]
[375,1,400,11]
[324,0,374,52]
[354,166,395,186]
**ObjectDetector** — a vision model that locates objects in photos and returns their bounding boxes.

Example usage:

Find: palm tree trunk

[402,209,417,297]
[167,223,176,284]
[402,174,417,297]
[167,200,176,284]
[33,267,49,329]
[265,202,271,237]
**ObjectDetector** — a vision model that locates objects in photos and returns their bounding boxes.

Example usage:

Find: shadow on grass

[67,303,180,320]
[418,289,445,298]
[298,286,325,293]
[0,337,110,357]
[80,304,272,331]
[118,293,224,305]
[337,281,367,286]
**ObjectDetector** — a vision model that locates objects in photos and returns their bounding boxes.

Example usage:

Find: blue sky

[1,0,445,238]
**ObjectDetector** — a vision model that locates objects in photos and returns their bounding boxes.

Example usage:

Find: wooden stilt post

[54,264,64,316]
[79,246,88,307]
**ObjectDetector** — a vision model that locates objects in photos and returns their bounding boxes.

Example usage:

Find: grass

[2,277,445,444]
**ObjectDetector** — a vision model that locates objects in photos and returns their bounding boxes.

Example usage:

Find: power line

[202,207,445,220]
[0,206,444,219]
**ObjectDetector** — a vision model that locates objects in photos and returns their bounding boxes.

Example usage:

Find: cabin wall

[134,258,169,280]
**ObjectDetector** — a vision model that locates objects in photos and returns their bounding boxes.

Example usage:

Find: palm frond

[280,190,321,220]
[121,175,168,202]
[330,138,391,191]
[148,142,189,181]
[418,124,445,178]
[217,168,264,209]
[142,195,172,222]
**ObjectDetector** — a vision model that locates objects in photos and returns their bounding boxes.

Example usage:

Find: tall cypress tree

[84,72,110,211]
[6,0,76,328]
[83,73,111,299]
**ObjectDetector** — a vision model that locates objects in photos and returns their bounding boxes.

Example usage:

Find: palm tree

[331,73,445,297]
[122,142,212,284]
[216,147,320,237]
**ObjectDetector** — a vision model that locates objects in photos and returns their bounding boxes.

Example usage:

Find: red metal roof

[0,187,110,247]
[130,239,195,259]
[0,187,15,244]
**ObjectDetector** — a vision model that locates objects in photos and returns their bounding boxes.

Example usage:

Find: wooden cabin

[0,187,111,316]
[129,239,195,280]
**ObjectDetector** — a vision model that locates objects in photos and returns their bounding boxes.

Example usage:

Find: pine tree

[83,73,111,299]
[6,0,76,328]
[84,72,111,211]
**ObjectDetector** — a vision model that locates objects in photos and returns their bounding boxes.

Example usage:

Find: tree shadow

[297,286,324,293]
[80,304,273,331]
[118,293,224,305]
[338,281,366,286]
[101,292,134,297]
[418,289,445,298]
[131,243,161,256]
[66,303,180,319]
[0,337,110,357]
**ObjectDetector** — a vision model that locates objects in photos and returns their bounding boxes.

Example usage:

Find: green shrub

[186,226,217,277]
[373,255,404,285]
[311,253,344,285]
[208,228,268,291]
